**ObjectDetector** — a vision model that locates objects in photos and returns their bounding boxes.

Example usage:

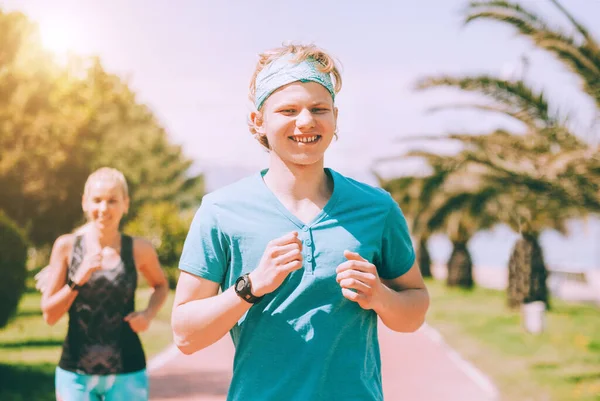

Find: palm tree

[416,237,432,278]
[413,68,598,307]
[381,119,590,302]
[464,0,600,110]
[422,165,506,289]
[424,130,580,306]
[381,0,599,306]
[376,154,461,279]
[379,152,501,289]
[377,173,435,278]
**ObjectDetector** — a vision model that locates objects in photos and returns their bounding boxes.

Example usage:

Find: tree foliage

[377,0,599,304]
[0,211,28,328]
[125,202,193,289]
[0,10,203,247]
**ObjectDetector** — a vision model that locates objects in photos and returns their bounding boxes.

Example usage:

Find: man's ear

[250,111,265,134]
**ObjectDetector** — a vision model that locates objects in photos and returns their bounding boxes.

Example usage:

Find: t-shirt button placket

[302,226,315,274]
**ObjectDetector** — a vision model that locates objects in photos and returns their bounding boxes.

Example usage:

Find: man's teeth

[292,136,319,143]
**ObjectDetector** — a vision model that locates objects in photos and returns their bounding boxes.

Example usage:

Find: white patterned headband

[254,53,336,110]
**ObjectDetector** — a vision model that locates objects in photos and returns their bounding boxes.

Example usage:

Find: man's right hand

[249,231,303,297]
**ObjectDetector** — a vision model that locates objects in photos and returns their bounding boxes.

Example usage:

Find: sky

[2,0,599,269]
[2,0,599,181]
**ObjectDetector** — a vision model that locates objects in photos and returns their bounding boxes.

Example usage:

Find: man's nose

[296,109,316,129]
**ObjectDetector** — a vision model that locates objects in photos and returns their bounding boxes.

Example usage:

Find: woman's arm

[41,235,77,325]
[125,238,169,333]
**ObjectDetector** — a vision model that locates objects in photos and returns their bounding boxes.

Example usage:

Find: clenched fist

[249,231,304,297]
[336,250,383,310]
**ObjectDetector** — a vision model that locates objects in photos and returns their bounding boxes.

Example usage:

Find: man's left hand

[336,250,383,310]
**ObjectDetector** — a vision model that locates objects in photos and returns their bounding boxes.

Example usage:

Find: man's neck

[263,156,332,203]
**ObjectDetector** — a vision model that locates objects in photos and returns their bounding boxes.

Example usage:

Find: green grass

[0,288,175,401]
[425,278,600,401]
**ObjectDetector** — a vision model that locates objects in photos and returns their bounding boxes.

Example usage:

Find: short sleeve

[178,197,229,283]
[378,198,416,280]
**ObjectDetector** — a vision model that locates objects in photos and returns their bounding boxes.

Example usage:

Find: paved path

[149,322,498,401]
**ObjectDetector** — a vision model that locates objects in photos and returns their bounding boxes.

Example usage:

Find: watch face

[236,278,246,292]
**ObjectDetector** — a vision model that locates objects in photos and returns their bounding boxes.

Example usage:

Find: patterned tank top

[58,234,146,375]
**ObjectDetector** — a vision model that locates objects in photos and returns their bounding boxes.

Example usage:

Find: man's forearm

[172,287,252,354]
[373,285,430,332]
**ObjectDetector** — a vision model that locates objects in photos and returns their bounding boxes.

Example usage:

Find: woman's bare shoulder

[53,233,76,256]
[131,236,158,265]
[131,236,156,252]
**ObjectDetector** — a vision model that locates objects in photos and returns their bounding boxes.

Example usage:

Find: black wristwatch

[234,273,263,304]
[67,277,82,291]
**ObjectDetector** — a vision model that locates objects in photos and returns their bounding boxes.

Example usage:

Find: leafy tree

[0,10,203,246]
[125,202,193,289]
[0,211,28,328]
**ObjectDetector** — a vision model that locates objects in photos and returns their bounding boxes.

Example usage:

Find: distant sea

[202,164,600,272]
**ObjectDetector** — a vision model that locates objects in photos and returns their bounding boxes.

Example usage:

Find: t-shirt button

[306,255,313,262]
[302,226,309,232]
[305,239,312,246]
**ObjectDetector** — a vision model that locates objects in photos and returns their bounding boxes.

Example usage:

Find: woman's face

[256,81,338,167]
[82,180,129,232]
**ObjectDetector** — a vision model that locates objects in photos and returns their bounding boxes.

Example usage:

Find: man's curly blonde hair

[248,43,343,149]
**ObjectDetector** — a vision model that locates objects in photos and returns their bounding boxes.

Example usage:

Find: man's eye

[280,109,296,114]
[312,108,329,113]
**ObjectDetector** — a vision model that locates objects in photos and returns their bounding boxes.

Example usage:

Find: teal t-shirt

[179,168,415,401]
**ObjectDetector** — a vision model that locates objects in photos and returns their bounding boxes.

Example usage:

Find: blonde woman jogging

[42,167,168,401]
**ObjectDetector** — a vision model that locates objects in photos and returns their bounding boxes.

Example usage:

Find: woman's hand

[72,252,102,286]
[124,310,152,333]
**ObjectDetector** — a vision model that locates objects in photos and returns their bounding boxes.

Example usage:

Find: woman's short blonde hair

[248,43,343,149]
[83,167,129,198]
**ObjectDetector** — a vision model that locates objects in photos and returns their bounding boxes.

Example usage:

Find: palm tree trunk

[446,241,474,288]
[417,237,432,278]
[507,232,550,309]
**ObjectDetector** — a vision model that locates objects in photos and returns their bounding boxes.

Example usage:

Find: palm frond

[548,0,600,52]
[465,1,546,35]
[535,35,600,76]
[427,103,541,130]
[416,75,555,126]
[464,0,600,107]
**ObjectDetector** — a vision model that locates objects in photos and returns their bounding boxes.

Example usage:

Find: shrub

[0,211,28,328]
[125,203,193,289]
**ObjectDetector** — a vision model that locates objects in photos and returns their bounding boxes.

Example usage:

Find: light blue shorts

[55,367,148,401]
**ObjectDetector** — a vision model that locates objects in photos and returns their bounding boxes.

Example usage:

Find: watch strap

[67,277,82,291]
[235,273,263,304]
